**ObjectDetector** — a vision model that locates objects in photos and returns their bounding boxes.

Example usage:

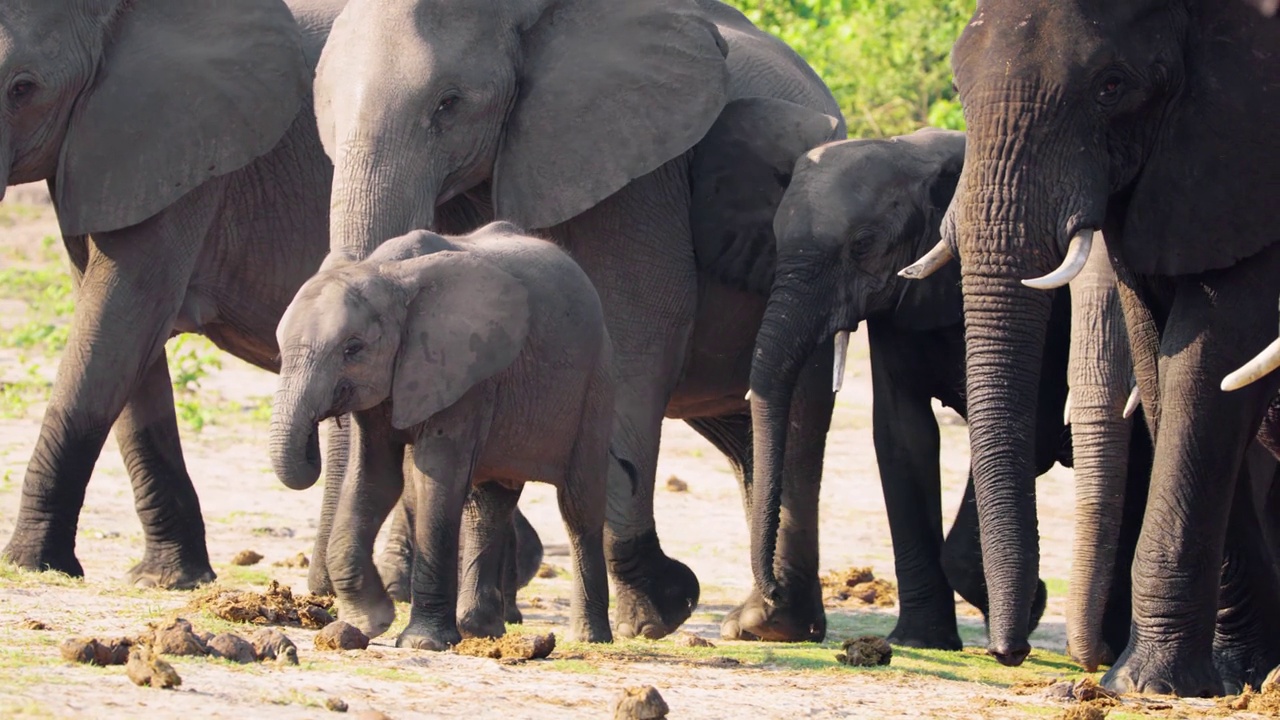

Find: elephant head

[270,226,531,490]
[0,0,307,235]
[902,0,1280,665]
[314,0,730,259]
[748,128,965,604]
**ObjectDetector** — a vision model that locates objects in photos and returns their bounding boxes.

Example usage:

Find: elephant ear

[1120,4,1280,276]
[390,253,530,430]
[688,96,843,295]
[493,0,730,230]
[55,0,309,236]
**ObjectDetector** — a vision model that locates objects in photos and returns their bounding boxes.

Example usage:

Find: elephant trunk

[270,370,325,491]
[329,142,438,260]
[1064,235,1133,672]
[749,267,837,604]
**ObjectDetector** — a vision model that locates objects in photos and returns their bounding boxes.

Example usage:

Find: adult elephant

[0,0,334,587]
[903,0,1280,695]
[293,0,844,640]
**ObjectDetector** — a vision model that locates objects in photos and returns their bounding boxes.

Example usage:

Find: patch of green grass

[220,566,273,586]
[263,689,327,708]
[540,658,603,674]
[1043,578,1069,598]
[0,698,58,719]
[0,564,83,588]
[0,203,47,228]
[353,666,425,683]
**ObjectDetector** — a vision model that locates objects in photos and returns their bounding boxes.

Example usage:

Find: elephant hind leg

[2,191,216,577]
[456,481,522,640]
[120,352,215,590]
[559,402,612,644]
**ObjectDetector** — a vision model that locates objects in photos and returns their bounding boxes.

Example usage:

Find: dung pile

[454,632,556,661]
[1220,681,1280,716]
[820,567,897,608]
[834,635,892,667]
[189,580,334,628]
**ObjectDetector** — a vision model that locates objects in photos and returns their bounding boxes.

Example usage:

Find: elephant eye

[9,79,35,102]
[435,94,460,115]
[343,338,366,360]
[1096,75,1125,106]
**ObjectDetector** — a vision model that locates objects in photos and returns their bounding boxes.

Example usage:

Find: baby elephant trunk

[269,375,323,490]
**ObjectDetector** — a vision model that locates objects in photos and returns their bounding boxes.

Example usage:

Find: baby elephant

[272,222,614,649]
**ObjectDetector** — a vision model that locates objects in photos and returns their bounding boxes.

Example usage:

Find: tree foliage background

[724,0,976,138]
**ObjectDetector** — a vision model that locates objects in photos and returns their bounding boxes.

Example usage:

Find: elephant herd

[2,0,1280,701]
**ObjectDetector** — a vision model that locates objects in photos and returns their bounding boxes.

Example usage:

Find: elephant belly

[666,280,764,418]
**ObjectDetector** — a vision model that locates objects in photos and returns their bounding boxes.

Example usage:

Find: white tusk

[744,389,753,401]
[832,330,850,393]
[898,241,954,280]
[1063,390,1072,426]
[1022,229,1094,290]
[1123,384,1141,419]
[1222,338,1280,392]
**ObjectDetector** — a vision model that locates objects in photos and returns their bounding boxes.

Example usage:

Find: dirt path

[0,186,1254,719]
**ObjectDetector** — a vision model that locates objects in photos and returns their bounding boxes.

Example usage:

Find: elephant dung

[231,550,264,566]
[820,567,897,608]
[59,636,133,666]
[1059,706,1106,720]
[611,686,669,720]
[673,632,715,649]
[1220,681,1280,715]
[314,621,370,651]
[189,580,334,627]
[664,476,688,493]
[249,627,299,664]
[19,618,48,630]
[834,636,892,667]
[272,553,311,569]
[126,646,182,689]
[145,618,209,656]
[536,563,560,579]
[207,632,258,664]
[454,632,556,661]
[325,697,349,712]
[299,605,336,629]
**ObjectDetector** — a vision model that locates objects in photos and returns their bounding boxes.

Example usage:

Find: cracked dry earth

[0,184,1257,718]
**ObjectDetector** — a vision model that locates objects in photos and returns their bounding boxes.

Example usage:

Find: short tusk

[744,389,753,401]
[1063,390,1072,426]
[1123,384,1141,419]
[1222,338,1280,392]
[832,330,851,393]
[1023,229,1094,290]
[898,241,954,280]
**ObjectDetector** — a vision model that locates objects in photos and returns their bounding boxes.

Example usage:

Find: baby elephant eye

[343,339,366,360]
[9,79,35,101]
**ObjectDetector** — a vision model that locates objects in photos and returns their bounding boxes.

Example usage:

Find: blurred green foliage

[725,0,975,138]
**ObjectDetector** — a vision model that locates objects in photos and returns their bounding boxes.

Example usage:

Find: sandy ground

[0,185,1252,719]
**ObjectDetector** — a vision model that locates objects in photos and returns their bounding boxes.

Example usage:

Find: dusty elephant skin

[0,0,343,591]
[273,225,615,649]
[312,0,845,642]
[912,0,1280,696]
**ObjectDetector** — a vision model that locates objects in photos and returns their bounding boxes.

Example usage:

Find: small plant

[166,335,226,432]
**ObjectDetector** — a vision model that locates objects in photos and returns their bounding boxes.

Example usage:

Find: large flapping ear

[689,96,843,295]
[389,253,531,429]
[1121,3,1280,275]
[56,0,309,236]
[493,0,730,230]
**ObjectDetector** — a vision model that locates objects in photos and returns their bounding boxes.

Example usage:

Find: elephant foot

[1214,635,1280,695]
[719,583,826,642]
[887,607,962,651]
[2,536,85,579]
[458,597,507,640]
[397,618,462,651]
[567,613,613,644]
[1102,644,1223,697]
[375,550,412,604]
[338,590,397,639]
[608,532,699,640]
[503,593,523,625]
[126,551,215,590]
[308,561,335,597]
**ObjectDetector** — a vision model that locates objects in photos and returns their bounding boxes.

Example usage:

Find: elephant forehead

[0,3,76,61]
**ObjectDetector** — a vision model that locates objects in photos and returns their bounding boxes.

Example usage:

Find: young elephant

[272,222,614,649]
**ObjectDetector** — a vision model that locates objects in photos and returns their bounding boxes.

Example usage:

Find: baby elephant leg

[457,481,523,639]
[559,398,613,643]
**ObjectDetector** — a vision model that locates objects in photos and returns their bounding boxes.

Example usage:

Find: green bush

[725,0,975,138]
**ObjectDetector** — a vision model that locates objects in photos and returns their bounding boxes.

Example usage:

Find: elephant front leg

[327,408,404,639]
[308,417,351,597]
[1103,268,1280,697]
[456,481,523,640]
[722,344,833,643]
[3,207,209,577]
[120,353,215,589]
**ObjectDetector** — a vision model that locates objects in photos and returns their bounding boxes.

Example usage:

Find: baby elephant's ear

[389,253,530,430]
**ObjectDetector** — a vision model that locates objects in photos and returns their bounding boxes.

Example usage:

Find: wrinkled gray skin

[747,129,1068,648]
[272,223,614,647]
[314,0,844,640]
[0,0,340,587]
[933,0,1280,695]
